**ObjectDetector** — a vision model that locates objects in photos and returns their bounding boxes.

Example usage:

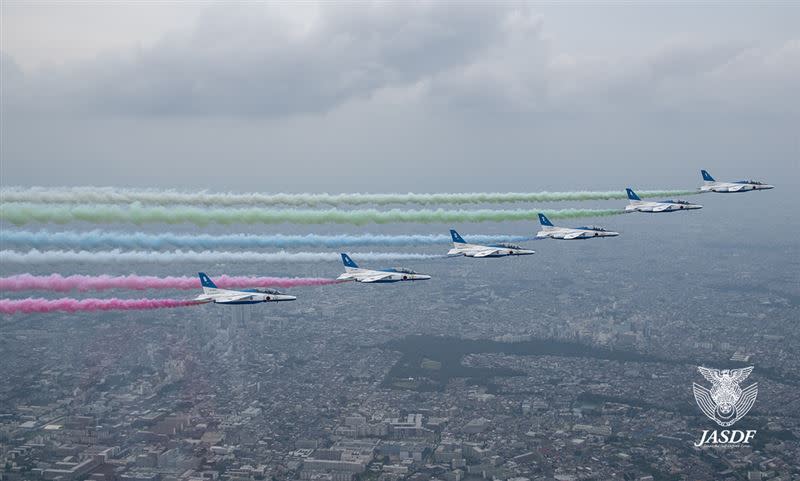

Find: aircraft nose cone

[417,275,432,280]
[607,231,620,237]
[277,295,297,301]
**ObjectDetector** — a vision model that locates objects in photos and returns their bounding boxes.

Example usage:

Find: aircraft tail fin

[538,213,554,227]
[341,253,358,269]
[199,272,217,292]
[626,188,641,202]
[701,169,715,182]
[450,229,466,245]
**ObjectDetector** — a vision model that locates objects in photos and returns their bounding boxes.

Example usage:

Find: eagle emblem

[693,366,758,427]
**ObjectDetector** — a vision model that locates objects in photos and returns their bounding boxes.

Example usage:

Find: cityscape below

[1,187,798,481]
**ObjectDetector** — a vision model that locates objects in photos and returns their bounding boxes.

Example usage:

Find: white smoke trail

[0,186,699,206]
[0,249,441,264]
[0,230,534,249]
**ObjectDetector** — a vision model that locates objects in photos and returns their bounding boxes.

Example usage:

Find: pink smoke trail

[0,274,344,292]
[0,297,202,314]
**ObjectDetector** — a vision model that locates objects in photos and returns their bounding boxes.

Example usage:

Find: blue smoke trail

[1,230,535,250]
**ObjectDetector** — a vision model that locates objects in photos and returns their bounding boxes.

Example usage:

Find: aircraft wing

[652,204,671,212]
[564,231,585,240]
[728,184,746,192]
[359,273,394,283]
[473,249,501,258]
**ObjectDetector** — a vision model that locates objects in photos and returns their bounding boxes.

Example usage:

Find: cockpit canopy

[661,200,691,205]
[576,226,606,232]
[390,267,418,274]
[491,243,522,250]
[255,288,283,295]
[736,180,763,185]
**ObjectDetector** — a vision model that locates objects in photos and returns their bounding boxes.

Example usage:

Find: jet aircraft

[194,272,296,304]
[337,253,431,283]
[447,230,535,257]
[700,169,774,193]
[535,213,619,240]
[624,188,702,213]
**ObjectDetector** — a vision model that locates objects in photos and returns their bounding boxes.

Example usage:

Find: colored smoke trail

[1,204,624,226]
[0,249,440,264]
[0,298,200,315]
[0,274,344,292]
[1,230,534,249]
[1,186,699,206]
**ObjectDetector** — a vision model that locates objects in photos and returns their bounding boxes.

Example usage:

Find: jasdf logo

[692,366,758,427]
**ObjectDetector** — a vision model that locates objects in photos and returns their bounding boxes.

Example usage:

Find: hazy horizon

[2,2,798,191]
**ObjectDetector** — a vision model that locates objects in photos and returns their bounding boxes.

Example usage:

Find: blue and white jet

[447,229,535,257]
[700,169,774,193]
[535,213,619,240]
[194,272,296,304]
[337,253,431,283]
[624,188,702,213]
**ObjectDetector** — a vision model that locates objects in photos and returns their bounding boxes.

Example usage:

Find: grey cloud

[6,4,512,117]
[3,4,799,119]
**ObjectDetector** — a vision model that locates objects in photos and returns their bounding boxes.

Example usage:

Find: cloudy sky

[2,2,798,192]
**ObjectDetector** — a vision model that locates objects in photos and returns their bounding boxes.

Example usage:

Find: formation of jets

[197,169,772,306]
[194,272,296,304]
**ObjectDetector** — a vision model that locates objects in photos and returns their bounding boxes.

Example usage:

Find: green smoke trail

[0,203,625,226]
[0,186,699,206]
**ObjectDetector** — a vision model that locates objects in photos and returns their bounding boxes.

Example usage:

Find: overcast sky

[2,2,798,192]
